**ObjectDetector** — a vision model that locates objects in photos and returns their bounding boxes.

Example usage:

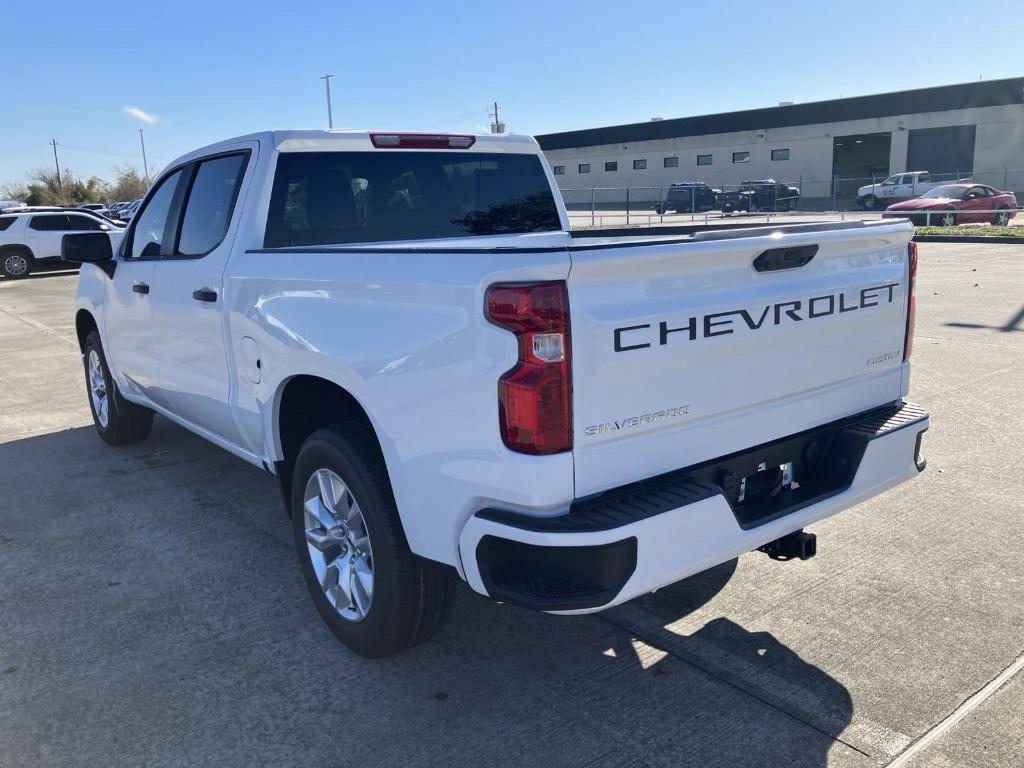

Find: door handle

[192,288,218,303]
[132,282,150,294]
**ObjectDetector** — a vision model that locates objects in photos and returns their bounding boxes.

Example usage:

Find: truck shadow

[0,421,854,768]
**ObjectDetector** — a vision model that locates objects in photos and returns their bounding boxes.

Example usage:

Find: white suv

[0,210,122,279]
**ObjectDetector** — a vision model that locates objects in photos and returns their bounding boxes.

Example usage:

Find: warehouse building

[536,77,1024,206]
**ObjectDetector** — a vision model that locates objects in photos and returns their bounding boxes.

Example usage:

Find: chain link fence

[559,169,1024,227]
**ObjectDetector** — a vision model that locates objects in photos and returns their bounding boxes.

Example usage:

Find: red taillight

[904,241,918,361]
[485,282,572,455]
[369,133,475,149]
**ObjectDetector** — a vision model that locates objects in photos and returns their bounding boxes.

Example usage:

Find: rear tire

[82,331,154,445]
[291,424,456,657]
[1,247,33,279]
[994,208,1010,226]
[940,211,957,227]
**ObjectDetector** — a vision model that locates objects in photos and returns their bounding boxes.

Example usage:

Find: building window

[633,159,647,170]
[697,154,713,166]
[579,163,590,174]
[663,156,679,168]
[732,152,750,163]
[553,165,565,175]
[771,148,790,161]
[605,161,618,172]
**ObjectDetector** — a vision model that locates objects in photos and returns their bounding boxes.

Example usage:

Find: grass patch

[915,225,1024,237]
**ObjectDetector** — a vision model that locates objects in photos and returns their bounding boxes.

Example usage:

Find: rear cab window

[264,151,560,248]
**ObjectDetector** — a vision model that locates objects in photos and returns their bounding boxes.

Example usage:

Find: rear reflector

[485,282,572,455]
[903,241,918,361]
[370,133,475,149]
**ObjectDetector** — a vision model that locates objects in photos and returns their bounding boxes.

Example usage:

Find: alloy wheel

[87,350,109,428]
[302,468,374,622]
[3,253,28,276]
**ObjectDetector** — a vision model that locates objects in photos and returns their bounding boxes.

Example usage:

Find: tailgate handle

[753,244,818,272]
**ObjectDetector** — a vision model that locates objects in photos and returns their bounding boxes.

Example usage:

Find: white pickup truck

[64,130,929,657]
[857,171,951,210]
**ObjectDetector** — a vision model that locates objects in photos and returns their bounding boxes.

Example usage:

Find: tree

[109,166,149,202]
[2,168,109,206]
[1,165,148,206]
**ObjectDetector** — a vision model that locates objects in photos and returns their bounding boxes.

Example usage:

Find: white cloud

[122,105,160,124]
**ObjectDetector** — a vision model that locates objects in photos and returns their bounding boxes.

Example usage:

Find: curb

[913,235,1024,244]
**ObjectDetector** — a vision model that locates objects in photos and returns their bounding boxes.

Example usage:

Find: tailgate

[567,221,914,497]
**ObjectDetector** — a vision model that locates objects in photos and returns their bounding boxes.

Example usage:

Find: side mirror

[62,232,113,264]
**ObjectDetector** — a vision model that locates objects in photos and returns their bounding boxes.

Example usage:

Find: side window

[129,170,184,260]
[65,214,103,231]
[177,154,248,256]
[29,215,65,231]
[0,217,15,231]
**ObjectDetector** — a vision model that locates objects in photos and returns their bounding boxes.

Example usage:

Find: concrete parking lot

[1,244,1022,768]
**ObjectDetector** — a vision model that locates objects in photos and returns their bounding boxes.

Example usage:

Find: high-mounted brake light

[485,282,572,455]
[903,241,918,361]
[369,133,476,149]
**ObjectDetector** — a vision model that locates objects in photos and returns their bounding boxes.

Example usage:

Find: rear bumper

[459,401,928,613]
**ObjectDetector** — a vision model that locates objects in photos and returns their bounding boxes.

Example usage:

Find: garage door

[906,125,976,178]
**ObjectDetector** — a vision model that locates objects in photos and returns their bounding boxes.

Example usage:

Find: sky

[2,0,1021,186]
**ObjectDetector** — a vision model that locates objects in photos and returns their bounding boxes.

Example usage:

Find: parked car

[79,203,111,218]
[718,179,800,213]
[65,129,928,657]
[0,200,26,211]
[118,199,142,222]
[0,209,122,278]
[653,182,718,214]
[882,183,1018,226]
[856,171,956,210]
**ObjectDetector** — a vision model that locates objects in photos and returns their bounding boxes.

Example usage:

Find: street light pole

[138,129,150,182]
[320,73,334,129]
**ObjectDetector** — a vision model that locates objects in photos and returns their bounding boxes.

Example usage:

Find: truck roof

[168,130,542,170]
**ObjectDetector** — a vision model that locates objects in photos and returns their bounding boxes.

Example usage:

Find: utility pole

[320,73,334,129]
[489,101,505,134]
[138,129,150,182]
[49,139,63,197]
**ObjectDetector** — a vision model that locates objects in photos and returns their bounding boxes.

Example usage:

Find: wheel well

[75,310,98,352]
[275,375,381,511]
[0,244,33,257]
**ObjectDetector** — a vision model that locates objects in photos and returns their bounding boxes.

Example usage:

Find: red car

[882,183,1018,226]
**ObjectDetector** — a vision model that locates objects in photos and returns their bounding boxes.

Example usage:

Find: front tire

[862,195,879,211]
[1,247,33,279]
[82,331,154,445]
[291,425,455,657]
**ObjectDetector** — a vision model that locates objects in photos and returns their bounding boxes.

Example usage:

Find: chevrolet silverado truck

[63,130,929,657]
